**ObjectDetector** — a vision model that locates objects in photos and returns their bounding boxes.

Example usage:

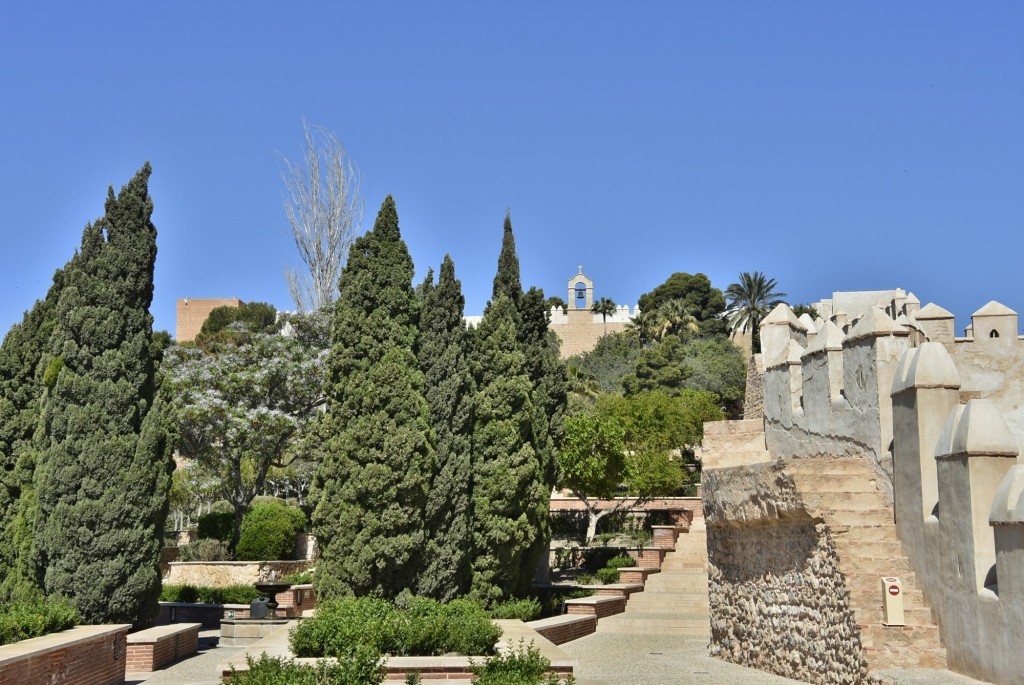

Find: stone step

[833,539,906,557]
[828,524,895,543]
[597,622,710,636]
[625,599,708,613]
[802,492,888,511]
[786,458,876,475]
[599,614,709,629]
[822,508,894,527]
[644,578,709,592]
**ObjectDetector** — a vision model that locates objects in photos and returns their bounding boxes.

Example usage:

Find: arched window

[990,330,1000,338]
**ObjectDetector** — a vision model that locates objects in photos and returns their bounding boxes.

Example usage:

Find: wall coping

[0,624,130,666]
[159,601,250,609]
[127,623,201,644]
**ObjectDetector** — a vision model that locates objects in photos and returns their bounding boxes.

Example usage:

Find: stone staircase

[784,457,947,671]
[595,521,710,637]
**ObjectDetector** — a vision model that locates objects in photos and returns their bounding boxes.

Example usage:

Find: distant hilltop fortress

[176,266,642,358]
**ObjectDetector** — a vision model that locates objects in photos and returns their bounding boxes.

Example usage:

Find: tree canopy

[637,272,727,337]
[725,271,787,352]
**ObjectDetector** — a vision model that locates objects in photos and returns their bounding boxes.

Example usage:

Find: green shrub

[198,512,236,542]
[605,555,635,570]
[488,598,541,621]
[537,588,595,618]
[180,538,231,561]
[594,568,618,585]
[290,596,502,658]
[283,570,314,585]
[235,502,306,561]
[229,650,383,685]
[161,584,261,604]
[0,599,80,645]
[469,639,574,685]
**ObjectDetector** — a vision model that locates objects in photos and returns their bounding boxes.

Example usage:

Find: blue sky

[1,3,1021,338]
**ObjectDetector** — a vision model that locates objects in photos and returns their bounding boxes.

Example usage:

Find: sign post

[881,576,904,626]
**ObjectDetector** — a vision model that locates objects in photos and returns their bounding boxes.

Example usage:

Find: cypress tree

[492,210,521,304]
[516,286,568,585]
[311,195,432,599]
[469,294,540,604]
[0,271,65,602]
[33,164,173,625]
[416,255,474,600]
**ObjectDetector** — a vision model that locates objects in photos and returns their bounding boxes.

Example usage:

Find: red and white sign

[888,585,900,596]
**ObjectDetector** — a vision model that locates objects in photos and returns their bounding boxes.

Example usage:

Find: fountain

[219,570,294,646]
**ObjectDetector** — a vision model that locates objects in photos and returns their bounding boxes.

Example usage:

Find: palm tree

[591,297,617,336]
[655,299,700,340]
[626,310,658,345]
[725,271,787,352]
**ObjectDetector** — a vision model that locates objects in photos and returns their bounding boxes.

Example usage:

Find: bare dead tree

[281,121,364,313]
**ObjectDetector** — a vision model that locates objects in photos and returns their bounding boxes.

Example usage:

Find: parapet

[990,465,1024,525]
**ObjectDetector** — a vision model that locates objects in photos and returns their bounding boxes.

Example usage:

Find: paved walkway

[126,628,993,685]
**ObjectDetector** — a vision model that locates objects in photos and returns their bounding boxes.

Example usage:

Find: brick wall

[126,624,200,672]
[529,615,597,645]
[0,624,130,685]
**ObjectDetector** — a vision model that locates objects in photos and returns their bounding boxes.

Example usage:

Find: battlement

[759,289,1024,684]
[546,304,639,325]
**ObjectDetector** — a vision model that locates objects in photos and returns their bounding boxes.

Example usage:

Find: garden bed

[218,619,577,682]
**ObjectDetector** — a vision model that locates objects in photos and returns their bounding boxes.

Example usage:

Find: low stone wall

[527,615,596,645]
[703,462,877,685]
[126,623,201,672]
[0,624,130,685]
[163,560,311,586]
[158,602,251,629]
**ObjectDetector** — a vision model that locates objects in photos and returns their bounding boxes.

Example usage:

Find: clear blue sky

[1,3,1021,338]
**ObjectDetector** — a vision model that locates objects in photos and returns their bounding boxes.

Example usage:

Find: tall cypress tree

[0,270,66,602]
[312,195,432,599]
[469,294,540,604]
[417,255,474,600]
[33,164,173,625]
[492,210,521,305]
[516,286,568,585]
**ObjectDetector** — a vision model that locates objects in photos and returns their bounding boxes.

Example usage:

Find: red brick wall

[126,626,200,673]
[531,616,596,645]
[0,625,129,685]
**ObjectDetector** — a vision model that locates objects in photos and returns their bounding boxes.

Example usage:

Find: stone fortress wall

[704,288,1024,684]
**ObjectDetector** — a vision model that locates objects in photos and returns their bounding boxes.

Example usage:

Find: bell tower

[568,265,593,310]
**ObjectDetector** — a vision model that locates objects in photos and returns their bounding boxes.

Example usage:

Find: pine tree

[311,195,432,599]
[416,255,474,600]
[469,294,540,604]
[492,211,521,304]
[32,164,173,625]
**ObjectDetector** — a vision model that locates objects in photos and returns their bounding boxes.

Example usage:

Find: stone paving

[125,627,994,685]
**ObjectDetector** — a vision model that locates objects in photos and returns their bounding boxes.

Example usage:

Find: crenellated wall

[751,293,1024,685]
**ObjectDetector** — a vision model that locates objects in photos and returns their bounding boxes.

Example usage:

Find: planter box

[0,624,130,685]
[219,619,578,682]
